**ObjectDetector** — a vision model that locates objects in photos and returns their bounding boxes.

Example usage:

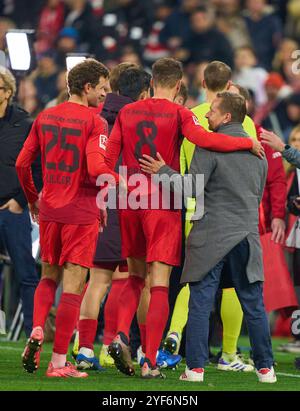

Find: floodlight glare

[6,31,33,71]
[66,55,87,71]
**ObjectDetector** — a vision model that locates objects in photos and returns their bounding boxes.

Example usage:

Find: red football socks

[145,286,169,367]
[53,293,81,354]
[78,319,98,350]
[139,323,146,353]
[117,275,145,340]
[103,278,127,345]
[33,278,57,329]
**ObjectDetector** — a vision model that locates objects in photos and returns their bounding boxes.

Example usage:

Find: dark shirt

[243,12,282,70]
[0,104,42,208]
[183,28,234,68]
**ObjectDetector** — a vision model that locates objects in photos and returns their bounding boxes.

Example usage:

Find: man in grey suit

[139,92,276,384]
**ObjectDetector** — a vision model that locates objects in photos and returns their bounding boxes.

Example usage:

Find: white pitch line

[277,372,300,379]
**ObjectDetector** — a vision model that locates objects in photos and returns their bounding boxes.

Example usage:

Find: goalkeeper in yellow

[164,61,256,372]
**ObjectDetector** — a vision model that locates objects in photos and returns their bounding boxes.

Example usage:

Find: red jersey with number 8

[23,101,108,224]
[106,98,254,207]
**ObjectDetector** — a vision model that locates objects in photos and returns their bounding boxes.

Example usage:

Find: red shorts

[39,220,99,268]
[93,261,128,272]
[119,209,182,266]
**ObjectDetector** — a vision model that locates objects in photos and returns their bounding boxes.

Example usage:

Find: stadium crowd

[0,0,299,116]
[0,0,300,383]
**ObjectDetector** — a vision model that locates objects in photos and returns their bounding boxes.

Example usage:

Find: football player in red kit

[16,59,119,378]
[106,57,264,378]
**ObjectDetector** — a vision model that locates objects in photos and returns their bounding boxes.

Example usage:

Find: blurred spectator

[7,0,44,29]
[233,46,268,106]
[272,38,299,78]
[281,58,300,92]
[46,88,69,108]
[159,0,201,51]
[90,0,105,16]
[35,0,65,54]
[283,94,300,142]
[243,0,282,70]
[178,6,234,67]
[188,61,207,104]
[285,0,300,43]
[254,72,292,125]
[54,27,80,70]
[120,46,142,66]
[32,52,59,107]
[0,67,42,337]
[17,78,42,118]
[0,17,16,51]
[143,4,173,65]
[215,0,251,50]
[116,0,154,38]
[64,0,100,54]
[56,69,68,93]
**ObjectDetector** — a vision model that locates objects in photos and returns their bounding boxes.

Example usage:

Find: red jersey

[89,102,104,116]
[105,98,254,207]
[256,124,287,232]
[16,101,118,224]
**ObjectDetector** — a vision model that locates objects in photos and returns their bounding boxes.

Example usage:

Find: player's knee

[64,279,86,295]
[41,262,61,284]
[63,262,88,294]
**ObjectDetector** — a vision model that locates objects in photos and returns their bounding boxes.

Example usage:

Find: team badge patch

[193,116,200,126]
[99,134,107,150]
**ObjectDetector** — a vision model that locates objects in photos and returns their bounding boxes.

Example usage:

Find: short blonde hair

[0,67,16,104]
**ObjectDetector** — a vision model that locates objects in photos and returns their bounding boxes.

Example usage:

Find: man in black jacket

[0,67,42,337]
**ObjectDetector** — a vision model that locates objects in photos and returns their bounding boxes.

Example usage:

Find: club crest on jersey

[193,116,200,126]
[99,134,107,150]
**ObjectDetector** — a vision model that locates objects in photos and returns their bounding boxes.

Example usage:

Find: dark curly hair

[67,58,109,96]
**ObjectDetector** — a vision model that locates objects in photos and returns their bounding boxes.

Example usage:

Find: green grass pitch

[1,337,300,391]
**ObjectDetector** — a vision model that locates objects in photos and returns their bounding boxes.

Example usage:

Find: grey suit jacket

[158,122,268,284]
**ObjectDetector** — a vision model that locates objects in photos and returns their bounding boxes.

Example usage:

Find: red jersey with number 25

[23,101,108,224]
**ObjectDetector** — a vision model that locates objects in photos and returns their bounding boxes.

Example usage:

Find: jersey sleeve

[179,107,254,152]
[105,113,123,170]
[86,115,119,183]
[15,118,41,204]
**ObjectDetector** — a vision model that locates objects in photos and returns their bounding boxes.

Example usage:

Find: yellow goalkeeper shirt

[181,102,257,236]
